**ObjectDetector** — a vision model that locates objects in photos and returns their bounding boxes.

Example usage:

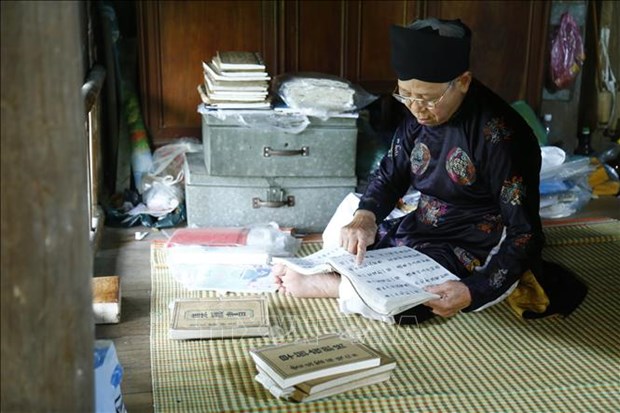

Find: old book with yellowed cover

[249,334,381,388]
[291,370,393,403]
[254,349,396,401]
[169,296,270,340]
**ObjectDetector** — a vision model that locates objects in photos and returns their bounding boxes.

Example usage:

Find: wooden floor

[94,196,620,413]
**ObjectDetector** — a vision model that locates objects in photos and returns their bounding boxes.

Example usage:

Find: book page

[271,246,348,275]
[328,246,459,314]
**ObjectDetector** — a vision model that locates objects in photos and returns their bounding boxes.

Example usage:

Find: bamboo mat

[150,221,620,412]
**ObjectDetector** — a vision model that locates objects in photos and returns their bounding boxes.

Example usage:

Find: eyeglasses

[392,80,454,109]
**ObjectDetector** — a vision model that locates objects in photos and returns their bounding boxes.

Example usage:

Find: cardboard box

[94,340,127,413]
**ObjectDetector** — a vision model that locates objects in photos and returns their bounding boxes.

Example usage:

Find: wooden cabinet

[138,0,548,145]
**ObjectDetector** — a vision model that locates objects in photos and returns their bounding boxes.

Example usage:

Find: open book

[273,246,459,316]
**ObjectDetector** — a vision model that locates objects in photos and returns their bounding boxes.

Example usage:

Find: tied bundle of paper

[250,334,396,403]
[198,51,272,109]
[278,76,356,116]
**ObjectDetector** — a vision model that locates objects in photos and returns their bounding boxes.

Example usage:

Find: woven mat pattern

[150,221,620,412]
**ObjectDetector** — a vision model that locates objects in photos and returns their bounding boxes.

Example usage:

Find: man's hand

[423,281,472,317]
[340,209,378,265]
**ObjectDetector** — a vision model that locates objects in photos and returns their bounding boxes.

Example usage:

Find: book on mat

[255,368,393,403]
[256,349,396,396]
[249,334,381,388]
[272,246,459,316]
[169,296,270,339]
[295,350,395,394]
[290,370,392,403]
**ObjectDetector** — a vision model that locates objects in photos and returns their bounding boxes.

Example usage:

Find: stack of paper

[198,51,271,109]
[250,334,396,403]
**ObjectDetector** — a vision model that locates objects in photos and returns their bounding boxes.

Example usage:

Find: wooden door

[425,0,550,105]
[137,1,277,145]
[138,0,548,145]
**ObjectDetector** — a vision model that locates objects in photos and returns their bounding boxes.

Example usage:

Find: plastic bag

[273,72,378,119]
[138,137,202,217]
[165,222,301,292]
[166,245,275,292]
[148,137,202,181]
[539,154,594,219]
[550,12,585,90]
[197,104,311,134]
[167,222,301,257]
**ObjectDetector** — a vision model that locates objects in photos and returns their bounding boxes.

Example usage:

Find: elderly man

[274,18,586,324]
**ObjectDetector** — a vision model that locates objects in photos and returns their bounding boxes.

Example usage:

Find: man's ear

[456,71,472,93]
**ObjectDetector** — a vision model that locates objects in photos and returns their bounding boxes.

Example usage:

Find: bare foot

[273,264,340,298]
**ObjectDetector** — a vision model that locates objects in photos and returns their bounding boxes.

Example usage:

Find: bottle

[542,114,553,138]
[574,127,593,156]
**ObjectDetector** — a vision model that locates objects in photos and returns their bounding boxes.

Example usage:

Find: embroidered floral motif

[483,117,513,143]
[453,246,481,272]
[445,147,476,185]
[500,176,525,205]
[514,233,532,248]
[410,142,431,175]
[476,214,504,233]
[416,195,449,227]
[489,268,508,288]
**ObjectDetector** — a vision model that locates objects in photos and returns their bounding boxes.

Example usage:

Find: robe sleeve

[461,117,544,311]
[357,123,414,222]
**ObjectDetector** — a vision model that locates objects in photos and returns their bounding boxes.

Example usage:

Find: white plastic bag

[539,155,594,219]
[165,222,301,292]
[274,72,378,120]
[138,138,202,217]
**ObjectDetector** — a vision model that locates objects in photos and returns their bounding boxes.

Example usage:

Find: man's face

[395,72,471,127]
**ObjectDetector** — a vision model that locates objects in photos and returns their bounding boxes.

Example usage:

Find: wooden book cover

[169,296,270,340]
[92,276,121,324]
[249,334,381,388]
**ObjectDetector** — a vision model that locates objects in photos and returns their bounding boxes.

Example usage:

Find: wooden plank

[93,276,122,324]
[1,2,93,411]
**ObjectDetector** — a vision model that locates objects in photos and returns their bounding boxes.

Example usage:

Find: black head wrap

[390,19,471,82]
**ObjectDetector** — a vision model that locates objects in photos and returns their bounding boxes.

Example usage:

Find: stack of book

[198,51,271,109]
[250,334,396,403]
